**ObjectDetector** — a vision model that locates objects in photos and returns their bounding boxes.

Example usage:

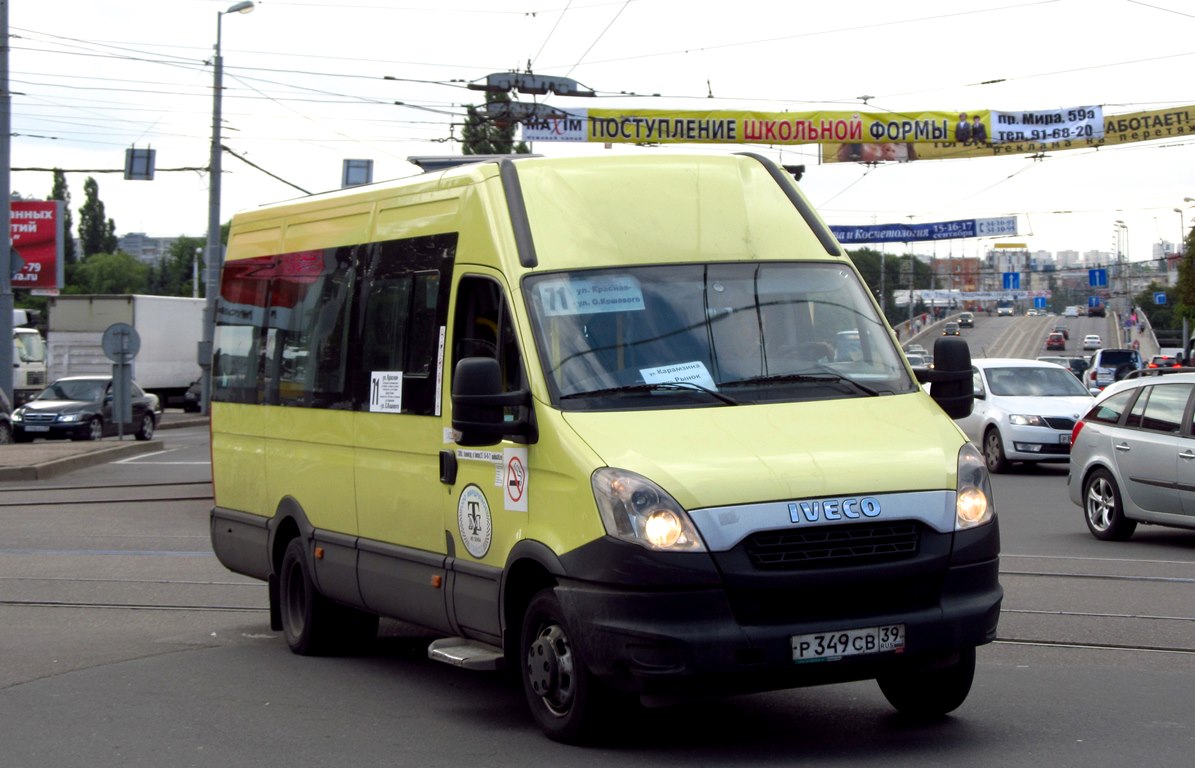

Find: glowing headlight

[11,410,22,422]
[955,443,995,529]
[591,468,706,552]
[1009,414,1047,427]
[58,413,83,423]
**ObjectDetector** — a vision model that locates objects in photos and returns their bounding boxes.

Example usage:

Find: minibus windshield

[524,262,915,409]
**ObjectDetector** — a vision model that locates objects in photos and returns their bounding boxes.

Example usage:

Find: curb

[0,440,164,482]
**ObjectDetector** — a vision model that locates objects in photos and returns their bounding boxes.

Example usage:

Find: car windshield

[984,366,1091,397]
[13,331,45,363]
[524,262,915,409]
[38,379,106,402]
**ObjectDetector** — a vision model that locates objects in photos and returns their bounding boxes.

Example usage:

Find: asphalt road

[1,335,1194,766]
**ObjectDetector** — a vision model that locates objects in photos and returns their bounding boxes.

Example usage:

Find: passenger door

[1113,383,1194,517]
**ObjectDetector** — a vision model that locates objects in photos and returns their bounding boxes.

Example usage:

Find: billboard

[10,200,64,291]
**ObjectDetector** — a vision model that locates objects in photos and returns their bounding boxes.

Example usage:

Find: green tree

[147,236,205,297]
[48,170,77,265]
[68,251,149,295]
[77,177,117,258]
[461,92,531,155]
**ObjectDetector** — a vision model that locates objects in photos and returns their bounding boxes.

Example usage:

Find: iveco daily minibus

[209,152,1001,743]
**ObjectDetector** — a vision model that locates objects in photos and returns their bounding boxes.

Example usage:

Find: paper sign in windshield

[537,275,645,317]
[640,361,717,391]
[369,371,403,413]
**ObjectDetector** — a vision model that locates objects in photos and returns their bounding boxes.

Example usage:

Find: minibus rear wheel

[877,645,976,718]
[279,538,338,655]
[520,589,614,743]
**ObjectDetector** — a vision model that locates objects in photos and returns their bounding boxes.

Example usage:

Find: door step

[427,637,505,671]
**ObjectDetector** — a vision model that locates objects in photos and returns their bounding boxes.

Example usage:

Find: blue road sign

[1089,268,1107,287]
[1155,292,1168,305]
[1002,272,1020,290]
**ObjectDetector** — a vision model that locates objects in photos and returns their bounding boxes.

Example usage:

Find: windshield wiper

[560,381,743,405]
[725,371,880,397]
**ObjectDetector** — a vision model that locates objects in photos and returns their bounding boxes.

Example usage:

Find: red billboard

[10,200,63,291]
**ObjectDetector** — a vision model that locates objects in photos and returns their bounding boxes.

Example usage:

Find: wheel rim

[526,623,576,716]
[141,416,154,438]
[1086,476,1115,531]
[89,419,102,440]
[984,432,1002,470]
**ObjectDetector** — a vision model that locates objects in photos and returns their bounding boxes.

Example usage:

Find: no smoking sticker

[503,447,529,512]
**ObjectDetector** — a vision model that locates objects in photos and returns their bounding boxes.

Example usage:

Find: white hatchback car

[1069,371,1195,540]
[1082,334,1102,350]
[956,358,1095,473]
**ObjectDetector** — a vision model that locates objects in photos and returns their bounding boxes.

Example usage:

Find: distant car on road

[1051,324,1070,340]
[10,376,161,442]
[1036,356,1088,379]
[1064,306,1081,317]
[958,311,974,328]
[1147,354,1182,369]
[1085,348,1144,392]
[1082,334,1102,351]
[942,321,961,336]
[1045,332,1067,351]
[956,357,1094,473]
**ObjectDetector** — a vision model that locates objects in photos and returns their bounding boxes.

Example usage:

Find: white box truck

[47,295,203,406]
[11,309,48,405]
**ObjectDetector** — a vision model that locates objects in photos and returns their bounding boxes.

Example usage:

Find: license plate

[25,426,50,432]
[792,624,905,662]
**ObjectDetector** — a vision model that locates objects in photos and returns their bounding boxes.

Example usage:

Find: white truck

[46,295,204,406]
[11,309,49,405]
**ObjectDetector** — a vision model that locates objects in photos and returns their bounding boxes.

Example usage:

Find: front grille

[27,371,45,386]
[744,521,920,570]
[23,413,57,424]
[1044,416,1076,431]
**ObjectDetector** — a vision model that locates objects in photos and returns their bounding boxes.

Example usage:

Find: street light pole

[200,0,254,416]
[1176,208,1186,256]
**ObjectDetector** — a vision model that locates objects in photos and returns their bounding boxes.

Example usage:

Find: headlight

[11,409,23,422]
[58,413,83,423]
[591,468,706,552]
[1009,414,1047,427]
[955,443,995,529]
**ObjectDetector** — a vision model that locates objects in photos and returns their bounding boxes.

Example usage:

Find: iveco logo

[788,497,882,523]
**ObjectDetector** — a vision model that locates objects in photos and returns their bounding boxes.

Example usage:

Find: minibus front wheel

[520,589,619,743]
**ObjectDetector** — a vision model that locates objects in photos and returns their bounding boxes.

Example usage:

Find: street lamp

[1175,208,1186,256]
[200,0,254,415]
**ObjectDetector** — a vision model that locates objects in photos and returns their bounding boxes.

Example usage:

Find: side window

[453,276,526,397]
[1139,384,1193,434]
[1086,389,1135,425]
[356,234,456,416]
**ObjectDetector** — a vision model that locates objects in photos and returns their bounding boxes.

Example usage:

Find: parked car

[957,311,974,328]
[1082,334,1102,351]
[1069,371,1195,540]
[10,376,161,442]
[0,387,11,444]
[955,358,1094,473]
[1045,332,1067,351]
[1085,348,1143,392]
[941,321,961,336]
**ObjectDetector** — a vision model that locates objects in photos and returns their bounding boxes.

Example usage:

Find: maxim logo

[788,497,882,523]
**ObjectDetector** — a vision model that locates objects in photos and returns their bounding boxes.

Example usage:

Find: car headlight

[11,409,23,422]
[58,413,83,423]
[956,443,995,530]
[591,468,706,552]
[1009,414,1047,427]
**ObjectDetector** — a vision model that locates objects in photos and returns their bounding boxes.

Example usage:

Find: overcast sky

[10,0,1195,263]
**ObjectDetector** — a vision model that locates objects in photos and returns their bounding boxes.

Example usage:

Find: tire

[520,589,615,744]
[983,427,1011,473]
[278,538,339,656]
[1114,363,1135,382]
[72,418,103,442]
[877,646,976,718]
[1083,468,1137,541]
[0,421,11,445]
[134,413,156,441]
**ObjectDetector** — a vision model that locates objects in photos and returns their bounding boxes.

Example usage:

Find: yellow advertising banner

[820,105,1195,163]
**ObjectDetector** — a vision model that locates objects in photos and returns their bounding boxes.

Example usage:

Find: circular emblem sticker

[457,484,492,559]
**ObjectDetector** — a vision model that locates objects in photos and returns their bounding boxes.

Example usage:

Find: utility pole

[0,0,13,405]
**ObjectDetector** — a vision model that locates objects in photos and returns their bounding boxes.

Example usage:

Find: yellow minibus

[209,153,1000,743]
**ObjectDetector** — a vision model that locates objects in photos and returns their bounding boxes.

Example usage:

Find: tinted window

[1136,384,1193,434]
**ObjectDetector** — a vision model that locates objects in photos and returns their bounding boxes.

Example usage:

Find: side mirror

[451,357,530,447]
[915,337,973,419]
